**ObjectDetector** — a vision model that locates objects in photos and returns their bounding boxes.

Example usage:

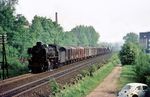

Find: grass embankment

[118,65,136,90]
[54,54,119,97]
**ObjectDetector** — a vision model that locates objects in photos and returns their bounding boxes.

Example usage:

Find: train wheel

[31,67,41,73]
[31,67,36,73]
[59,63,63,67]
[43,65,48,71]
[38,66,42,72]
[53,62,59,68]
[42,61,48,71]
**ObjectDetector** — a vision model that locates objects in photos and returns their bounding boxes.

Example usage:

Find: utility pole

[0,34,8,80]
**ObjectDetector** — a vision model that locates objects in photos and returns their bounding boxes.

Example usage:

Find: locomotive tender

[28,42,110,73]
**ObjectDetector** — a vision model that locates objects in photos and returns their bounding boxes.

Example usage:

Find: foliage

[7,57,28,77]
[0,0,18,7]
[80,70,89,77]
[0,3,15,37]
[134,53,150,83]
[49,79,60,95]
[123,32,138,44]
[118,31,150,93]
[118,65,136,90]
[119,53,150,89]
[146,76,150,86]
[120,32,139,65]
[119,32,150,88]
[119,43,138,65]
[88,65,97,77]
[109,53,120,65]
[30,16,63,45]
[70,25,99,46]
[61,31,78,46]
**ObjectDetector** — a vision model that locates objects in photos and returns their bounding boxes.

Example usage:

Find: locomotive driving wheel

[31,66,42,73]
[43,61,50,71]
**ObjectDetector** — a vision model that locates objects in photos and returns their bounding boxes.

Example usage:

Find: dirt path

[86,66,122,97]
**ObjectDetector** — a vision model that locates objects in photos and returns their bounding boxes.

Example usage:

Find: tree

[0,0,18,7]
[0,0,18,44]
[70,25,99,46]
[119,32,140,65]
[30,16,44,43]
[0,0,30,78]
[60,31,78,46]
[12,15,30,58]
[30,16,63,44]
[119,43,137,65]
[123,32,138,44]
[134,52,150,83]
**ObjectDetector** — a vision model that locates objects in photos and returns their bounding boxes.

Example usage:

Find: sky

[16,0,150,43]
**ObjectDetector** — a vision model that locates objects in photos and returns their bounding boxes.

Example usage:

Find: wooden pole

[0,34,8,80]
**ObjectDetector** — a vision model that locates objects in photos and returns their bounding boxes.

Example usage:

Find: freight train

[28,42,111,73]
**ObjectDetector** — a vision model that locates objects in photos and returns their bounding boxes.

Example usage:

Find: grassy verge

[54,54,119,97]
[118,65,136,90]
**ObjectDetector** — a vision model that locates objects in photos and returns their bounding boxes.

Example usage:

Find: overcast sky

[16,0,150,43]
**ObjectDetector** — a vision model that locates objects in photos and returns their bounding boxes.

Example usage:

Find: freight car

[28,42,111,73]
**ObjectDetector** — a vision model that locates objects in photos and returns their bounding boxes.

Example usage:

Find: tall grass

[118,65,136,90]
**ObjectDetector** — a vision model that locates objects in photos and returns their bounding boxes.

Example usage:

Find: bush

[0,45,29,78]
[7,57,28,77]
[119,43,138,65]
[146,76,150,86]
[134,53,150,83]
[88,65,97,77]
[49,79,60,95]
[80,70,89,77]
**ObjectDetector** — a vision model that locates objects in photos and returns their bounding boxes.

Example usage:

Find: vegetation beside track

[118,65,136,90]
[50,54,119,97]
[118,32,150,90]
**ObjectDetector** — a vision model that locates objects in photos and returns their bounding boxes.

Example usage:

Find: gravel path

[86,66,122,97]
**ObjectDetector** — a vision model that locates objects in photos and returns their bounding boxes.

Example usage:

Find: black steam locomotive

[28,42,110,73]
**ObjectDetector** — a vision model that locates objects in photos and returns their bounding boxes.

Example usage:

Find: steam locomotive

[28,42,111,73]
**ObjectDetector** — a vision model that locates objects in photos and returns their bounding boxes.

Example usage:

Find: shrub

[7,57,28,77]
[80,70,89,77]
[49,79,60,95]
[88,65,97,77]
[134,53,150,83]
[146,76,150,86]
[119,43,138,65]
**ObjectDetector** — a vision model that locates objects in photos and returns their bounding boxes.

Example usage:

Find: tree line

[0,0,100,77]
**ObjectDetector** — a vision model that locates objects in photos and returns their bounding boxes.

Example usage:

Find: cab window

[136,86,141,90]
[143,86,148,90]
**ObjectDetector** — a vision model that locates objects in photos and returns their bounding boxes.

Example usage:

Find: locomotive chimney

[55,12,58,24]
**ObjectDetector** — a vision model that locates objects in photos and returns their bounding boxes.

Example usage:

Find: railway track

[0,56,99,94]
[0,54,111,97]
[0,73,32,85]
[14,55,108,97]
